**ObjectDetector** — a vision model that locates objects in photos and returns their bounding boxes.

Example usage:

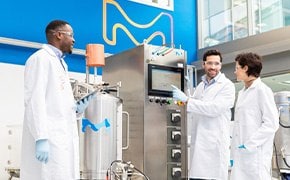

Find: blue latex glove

[76,94,94,113]
[238,144,246,149]
[35,139,49,164]
[230,159,234,167]
[171,85,188,103]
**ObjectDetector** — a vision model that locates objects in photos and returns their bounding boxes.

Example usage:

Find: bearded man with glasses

[172,49,236,180]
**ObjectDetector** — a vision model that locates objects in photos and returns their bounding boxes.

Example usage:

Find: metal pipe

[85,66,90,84]
[0,36,86,56]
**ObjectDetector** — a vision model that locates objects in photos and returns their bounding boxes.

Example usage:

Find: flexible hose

[107,160,149,180]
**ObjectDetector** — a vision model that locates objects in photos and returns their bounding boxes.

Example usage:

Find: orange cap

[86,44,105,67]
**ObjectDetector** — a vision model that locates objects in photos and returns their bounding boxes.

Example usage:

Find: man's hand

[238,144,246,149]
[230,159,234,167]
[76,93,95,113]
[35,139,49,164]
[171,85,188,103]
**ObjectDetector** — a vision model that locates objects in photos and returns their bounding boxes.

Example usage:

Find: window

[198,0,290,48]
[129,0,174,11]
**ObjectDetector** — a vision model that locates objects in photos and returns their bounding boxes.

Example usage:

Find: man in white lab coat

[172,49,235,180]
[230,52,279,180]
[20,20,91,180]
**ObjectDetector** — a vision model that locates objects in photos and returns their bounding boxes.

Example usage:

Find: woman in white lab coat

[20,20,81,180]
[230,52,279,180]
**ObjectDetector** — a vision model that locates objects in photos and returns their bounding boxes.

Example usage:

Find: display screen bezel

[148,64,184,97]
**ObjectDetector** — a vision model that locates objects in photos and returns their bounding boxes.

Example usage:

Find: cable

[283,157,290,168]
[281,146,290,168]
[279,119,290,128]
[107,160,149,180]
[131,166,150,180]
[278,106,290,128]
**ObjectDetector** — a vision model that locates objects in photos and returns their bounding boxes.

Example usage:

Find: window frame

[129,0,174,11]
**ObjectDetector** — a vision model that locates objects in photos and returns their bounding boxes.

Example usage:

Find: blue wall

[0,0,197,73]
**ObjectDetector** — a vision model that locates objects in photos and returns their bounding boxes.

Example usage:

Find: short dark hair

[203,49,223,62]
[235,52,262,77]
[45,20,70,42]
[45,20,70,34]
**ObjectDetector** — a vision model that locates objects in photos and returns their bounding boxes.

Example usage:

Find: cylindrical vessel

[273,91,290,172]
[86,44,105,67]
[79,92,122,179]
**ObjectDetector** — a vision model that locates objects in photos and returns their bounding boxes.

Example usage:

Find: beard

[67,45,73,54]
[206,69,218,79]
[60,43,73,54]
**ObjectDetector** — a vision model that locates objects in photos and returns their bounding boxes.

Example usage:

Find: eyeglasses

[58,31,74,38]
[204,61,221,66]
[52,30,74,38]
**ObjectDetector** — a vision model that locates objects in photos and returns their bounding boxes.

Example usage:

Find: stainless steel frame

[103,44,188,180]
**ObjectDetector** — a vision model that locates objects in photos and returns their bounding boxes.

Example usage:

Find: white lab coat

[187,73,235,180]
[230,78,279,180]
[20,44,80,180]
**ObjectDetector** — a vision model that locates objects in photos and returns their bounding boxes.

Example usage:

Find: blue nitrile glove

[76,94,94,113]
[230,160,234,167]
[35,139,49,164]
[238,144,246,149]
[171,85,188,103]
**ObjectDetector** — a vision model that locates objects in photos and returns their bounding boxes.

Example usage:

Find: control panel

[167,109,184,180]
[148,96,173,106]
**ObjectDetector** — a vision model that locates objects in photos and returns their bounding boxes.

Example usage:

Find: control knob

[171,113,181,123]
[172,167,182,177]
[171,131,181,141]
[171,149,181,159]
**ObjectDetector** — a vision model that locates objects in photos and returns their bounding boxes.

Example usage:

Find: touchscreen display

[148,64,184,97]
[151,69,181,91]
